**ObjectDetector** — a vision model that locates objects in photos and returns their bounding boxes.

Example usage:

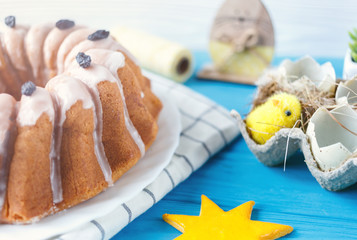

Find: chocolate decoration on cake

[55,19,75,30]
[88,30,110,41]
[21,81,36,96]
[76,52,91,68]
[5,16,15,28]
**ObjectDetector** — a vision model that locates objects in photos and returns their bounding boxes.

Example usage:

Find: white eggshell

[343,49,357,80]
[335,78,357,105]
[279,56,336,93]
[306,104,357,171]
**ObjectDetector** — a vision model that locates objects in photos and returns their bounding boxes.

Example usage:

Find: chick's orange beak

[272,99,280,106]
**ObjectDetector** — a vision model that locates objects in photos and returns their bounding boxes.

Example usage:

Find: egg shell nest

[231,110,357,191]
[231,58,357,191]
[252,76,337,132]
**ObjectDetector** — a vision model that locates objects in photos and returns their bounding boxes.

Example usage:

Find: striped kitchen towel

[53,72,240,240]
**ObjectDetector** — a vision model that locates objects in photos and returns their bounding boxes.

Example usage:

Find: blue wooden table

[112,51,357,239]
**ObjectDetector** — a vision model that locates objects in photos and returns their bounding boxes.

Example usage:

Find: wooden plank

[113,52,357,239]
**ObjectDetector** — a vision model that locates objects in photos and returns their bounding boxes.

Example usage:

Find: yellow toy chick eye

[285,110,292,117]
[246,92,301,144]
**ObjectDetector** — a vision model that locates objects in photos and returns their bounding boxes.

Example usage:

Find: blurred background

[1,0,355,58]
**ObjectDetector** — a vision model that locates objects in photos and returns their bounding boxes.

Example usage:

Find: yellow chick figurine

[246,93,301,144]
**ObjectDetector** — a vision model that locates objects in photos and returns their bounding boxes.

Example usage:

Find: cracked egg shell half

[335,78,357,105]
[306,104,357,172]
[278,56,336,93]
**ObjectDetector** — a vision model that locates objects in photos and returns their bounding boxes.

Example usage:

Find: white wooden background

[0,0,356,58]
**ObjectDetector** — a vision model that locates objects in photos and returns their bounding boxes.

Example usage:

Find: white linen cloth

[51,73,240,240]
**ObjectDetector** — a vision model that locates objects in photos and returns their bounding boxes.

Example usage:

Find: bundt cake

[0,16,162,223]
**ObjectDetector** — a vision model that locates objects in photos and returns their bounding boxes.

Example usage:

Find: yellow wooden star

[163,195,293,240]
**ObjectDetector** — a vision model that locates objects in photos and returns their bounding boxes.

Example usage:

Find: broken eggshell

[278,56,336,93]
[230,110,303,166]
[306,104,357,172]
[335,78,357,105]
[231,56,357,190]
[231,108,357,191]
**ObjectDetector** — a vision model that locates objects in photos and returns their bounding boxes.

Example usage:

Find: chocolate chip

[56,19,75,30]
[87,30,110,41]
[76,52,91,68]
[5,16,15,28]
[21,81,36,96]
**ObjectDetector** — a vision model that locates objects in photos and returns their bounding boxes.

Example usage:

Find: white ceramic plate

[0,88,181,240]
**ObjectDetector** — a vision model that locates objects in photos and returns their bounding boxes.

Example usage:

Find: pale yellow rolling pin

[111,26,194,83]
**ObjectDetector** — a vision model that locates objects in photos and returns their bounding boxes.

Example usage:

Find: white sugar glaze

[66,60,145,157]
[17,87,55,127]
[86,48,145,156]
[25,23,53,84]
[44,25,83,73]
[56,28,95,74]
[46,75,94,124]
[1,24,29,72]
[0,94,16,148]
[64,37,121,71]
[46,74,114,200]
[0,94,16,211]
[64,66,123,184]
